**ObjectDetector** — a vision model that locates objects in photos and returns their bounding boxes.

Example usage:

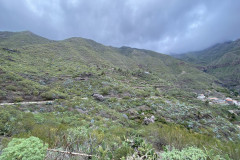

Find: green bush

[13,96,24,102]
[114,145,133,160]
[40,90,67,100]
[100,86,111,95]
[40,91,56,100]
[0,90,6,97]
[161,146,207,160]
[6,85,17,91]
[0,107,20,136]
[0,136,48,160]
[122,136,158,160]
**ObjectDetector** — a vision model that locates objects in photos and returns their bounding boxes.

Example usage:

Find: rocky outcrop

[2,48,20,53]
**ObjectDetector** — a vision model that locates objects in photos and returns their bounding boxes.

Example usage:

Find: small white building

[226,98,234,105]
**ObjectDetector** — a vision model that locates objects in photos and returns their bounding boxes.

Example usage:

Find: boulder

[127,108,138,116]
[92,93,104,101]
[122,114,128,119]
[144,115,155,125]
[126,108,139,119]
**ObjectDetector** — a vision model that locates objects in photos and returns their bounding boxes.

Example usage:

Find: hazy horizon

[1,0,240,54]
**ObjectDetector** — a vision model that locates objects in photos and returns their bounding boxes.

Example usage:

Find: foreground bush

[161,146,207,160]
[0,136,48,160]
[121,136,158,160]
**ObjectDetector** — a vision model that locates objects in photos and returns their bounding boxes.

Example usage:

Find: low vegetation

[0,31,239,159]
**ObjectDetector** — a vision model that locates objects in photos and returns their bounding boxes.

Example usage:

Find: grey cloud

[0,0,240,53]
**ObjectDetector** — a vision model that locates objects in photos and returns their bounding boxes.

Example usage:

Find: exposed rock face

[144,115,155,125]
[92,93,104,101]
[2,48,20,53]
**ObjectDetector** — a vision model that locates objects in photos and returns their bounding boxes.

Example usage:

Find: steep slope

[174,39,240,93]
[174,39,240,64]
[0,35,221,103]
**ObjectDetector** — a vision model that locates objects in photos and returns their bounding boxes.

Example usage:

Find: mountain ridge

[0,30,223,102]
[174,39,240,94]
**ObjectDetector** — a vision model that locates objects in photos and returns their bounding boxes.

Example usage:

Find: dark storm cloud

[1,0,240,53]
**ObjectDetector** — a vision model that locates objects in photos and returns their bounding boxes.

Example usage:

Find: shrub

[161,146,207,160]
[114,145,133,160]
[40,91,56,100]
[100,86,111,95]
[13,96,24,102]
[0,107,22,136]
[31,125,58,148]
[41,90,67,100]
[32,90,39,96]
[0,136,48,160]
[65,126,91,152]
[122,136,158,160]
[0,90,6,97]
[6,85,17,91]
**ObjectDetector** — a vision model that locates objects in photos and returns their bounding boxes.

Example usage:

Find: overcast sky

[1,0,240,54]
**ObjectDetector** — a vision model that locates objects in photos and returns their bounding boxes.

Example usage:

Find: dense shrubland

[0,102,239,159]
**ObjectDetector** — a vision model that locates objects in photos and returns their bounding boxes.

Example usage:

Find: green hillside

[174,39,240,94]
[0,31,222,103]
[0,31,239,159]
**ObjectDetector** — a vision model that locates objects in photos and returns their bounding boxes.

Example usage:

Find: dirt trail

[0,101,54,106]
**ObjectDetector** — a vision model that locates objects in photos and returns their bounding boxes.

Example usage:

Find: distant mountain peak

[0,30,52,48]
